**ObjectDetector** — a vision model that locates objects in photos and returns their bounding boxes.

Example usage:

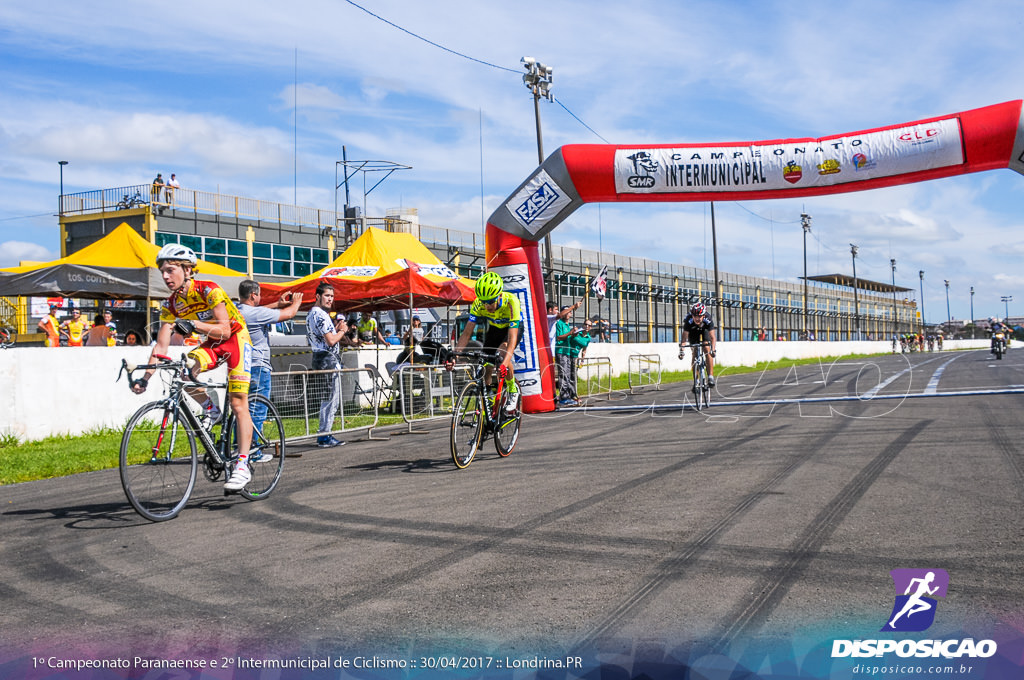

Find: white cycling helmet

[156,243,197,266]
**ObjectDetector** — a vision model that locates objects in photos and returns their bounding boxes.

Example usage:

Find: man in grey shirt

[237,280,302,442]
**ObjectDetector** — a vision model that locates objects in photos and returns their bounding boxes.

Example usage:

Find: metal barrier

[628,353,663,394]
[393,363,470,433]
[577,356,614,400]
[268,366,384,442]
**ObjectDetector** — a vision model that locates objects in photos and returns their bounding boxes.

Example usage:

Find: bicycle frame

[125,357,232,464]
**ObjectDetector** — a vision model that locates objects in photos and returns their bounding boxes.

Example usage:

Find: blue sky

[1,0,1023,323]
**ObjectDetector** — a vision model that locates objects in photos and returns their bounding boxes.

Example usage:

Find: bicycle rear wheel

[451,381,484,468]
[119,401,198,522]
[224,394,286,500]
[494,390,521,457]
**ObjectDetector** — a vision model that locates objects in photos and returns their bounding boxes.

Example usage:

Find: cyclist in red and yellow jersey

[131,244,256,492]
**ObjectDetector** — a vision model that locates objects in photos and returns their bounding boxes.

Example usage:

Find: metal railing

[577,356,615,401]
[268,366,381,441]
[393,363,468,433]
[628,354,663,394]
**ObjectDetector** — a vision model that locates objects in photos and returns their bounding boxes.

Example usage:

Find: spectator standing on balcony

[150,173,164,207]
[238,280,303,436]
[307,281,357,448]
[165,173,179,207]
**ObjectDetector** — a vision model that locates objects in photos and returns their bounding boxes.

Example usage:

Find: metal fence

[628,354,663,394]
[268,366,384,441]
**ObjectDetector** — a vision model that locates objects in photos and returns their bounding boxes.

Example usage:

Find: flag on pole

[591,264,609,301]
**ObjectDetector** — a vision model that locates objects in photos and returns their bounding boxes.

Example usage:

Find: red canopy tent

[257,227,475,312]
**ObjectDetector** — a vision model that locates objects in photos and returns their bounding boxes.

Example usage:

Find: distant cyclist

[450,271,521,414]
[131,244,255,492]
[678,302,718,387]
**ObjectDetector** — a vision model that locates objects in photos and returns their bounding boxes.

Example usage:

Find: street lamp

[850,244,860,340]
[919,270,925,331]
[1001,295,1013,320]
[522,56,556,300]
[890,258,898,337]
[970,286,975,338]
[58,160,68,216]
[944,279,951,330]
[801,213,811,338]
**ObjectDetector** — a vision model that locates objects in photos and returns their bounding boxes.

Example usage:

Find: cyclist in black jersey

[678,302,718,387]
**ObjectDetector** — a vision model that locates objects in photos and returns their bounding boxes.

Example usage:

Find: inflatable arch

[484,99,1024,413]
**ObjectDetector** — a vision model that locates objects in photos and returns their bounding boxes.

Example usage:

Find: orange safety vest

[40,314,60,347]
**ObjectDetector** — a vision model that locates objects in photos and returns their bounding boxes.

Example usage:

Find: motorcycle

[992,331,1006,360]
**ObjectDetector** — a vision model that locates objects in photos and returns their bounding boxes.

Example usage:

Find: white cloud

[0,240,58,268]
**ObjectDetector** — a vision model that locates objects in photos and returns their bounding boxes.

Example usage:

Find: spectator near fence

[238,280,302,433]
[305,282,358,448]
[555,306,588,406]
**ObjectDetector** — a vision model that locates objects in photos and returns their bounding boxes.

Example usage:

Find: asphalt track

[2,348,1023,672]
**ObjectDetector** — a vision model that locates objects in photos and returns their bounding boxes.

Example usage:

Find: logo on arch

[881,568,949,632]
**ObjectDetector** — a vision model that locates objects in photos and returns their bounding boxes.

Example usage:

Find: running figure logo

[881,568,949,632]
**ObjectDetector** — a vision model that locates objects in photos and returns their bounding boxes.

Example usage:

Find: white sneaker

[224,463,251,491]
[250,449,274,463]
[504,391,520,415]
[203,403,223,427]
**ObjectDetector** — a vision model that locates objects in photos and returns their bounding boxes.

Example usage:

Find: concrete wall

[0,339,991,442]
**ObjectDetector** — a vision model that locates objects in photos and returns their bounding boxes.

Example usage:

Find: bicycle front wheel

[692,365,704,412]
[451,381,484,468]
[494,391,521,457]
[224,394,286,500]
[120,401,198,522]
[701,369,712,410]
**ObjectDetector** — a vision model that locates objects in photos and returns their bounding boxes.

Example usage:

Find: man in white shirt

[305,281,358,448]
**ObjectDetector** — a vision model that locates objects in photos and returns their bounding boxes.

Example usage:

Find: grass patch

[2,352,891,485]
[583,352,883,395]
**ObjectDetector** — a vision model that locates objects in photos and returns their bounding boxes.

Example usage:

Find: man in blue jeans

[238,280,303,456]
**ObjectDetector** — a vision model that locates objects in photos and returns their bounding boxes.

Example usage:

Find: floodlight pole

[801,213,811,337]
[850,244,860,340]
[522,56,556,300]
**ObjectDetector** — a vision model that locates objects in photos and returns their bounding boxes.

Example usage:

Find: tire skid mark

[708,420,932,650]
[252,424,791,623]
[980,400,1024,502]
[571,418,854,650]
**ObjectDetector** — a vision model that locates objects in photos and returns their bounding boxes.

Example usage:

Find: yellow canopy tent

[0,223,245,299]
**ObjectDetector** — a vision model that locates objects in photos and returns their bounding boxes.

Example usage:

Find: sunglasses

[480,296,499,305]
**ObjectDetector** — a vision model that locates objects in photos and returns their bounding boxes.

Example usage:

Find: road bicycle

[683,341,713,411]
[449,349,522,469]
[0,326,14,348]
[116,192,146,209]
[117,354,285,521]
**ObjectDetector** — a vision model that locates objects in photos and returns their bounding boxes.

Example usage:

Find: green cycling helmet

[474,271,504,301]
